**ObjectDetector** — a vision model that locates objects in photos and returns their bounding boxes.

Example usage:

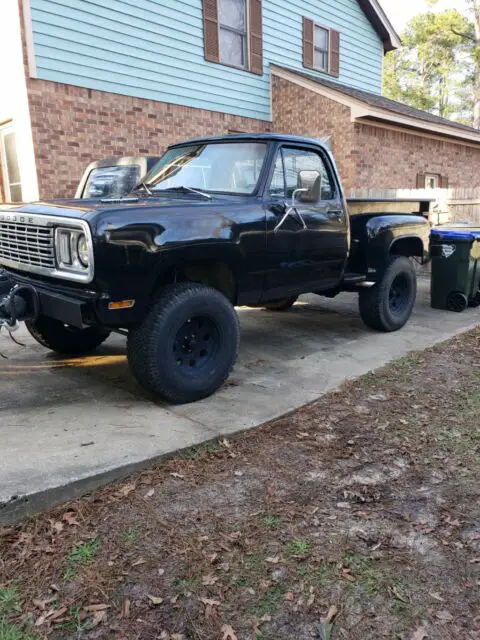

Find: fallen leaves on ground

[1,329,480,640]
[220,624,238,640]
[62,512,81,526]
[411,627,428,640]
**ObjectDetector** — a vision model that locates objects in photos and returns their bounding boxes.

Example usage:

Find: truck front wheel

[359,256,417,332]
[127,283,240,404]
[26,317,110,355]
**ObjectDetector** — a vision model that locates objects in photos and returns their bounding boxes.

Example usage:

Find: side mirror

[297,170,322,203]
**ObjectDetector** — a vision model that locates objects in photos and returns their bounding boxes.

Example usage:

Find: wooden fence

[347,188,480,226]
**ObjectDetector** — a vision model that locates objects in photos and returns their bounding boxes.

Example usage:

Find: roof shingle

[278,66,479,137]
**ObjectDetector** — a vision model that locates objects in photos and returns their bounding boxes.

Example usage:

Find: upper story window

[314,26,329,72]
[219,0,247,68]
[203,0,263,75]
[303,17,340,78]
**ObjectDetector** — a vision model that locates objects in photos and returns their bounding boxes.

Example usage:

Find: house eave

[271,66,480,146]
[352,109,480,145]
[356,0,401,52]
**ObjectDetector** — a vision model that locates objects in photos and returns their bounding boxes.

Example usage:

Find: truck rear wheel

[359,256,417,332]
[127,283,240,404]
[26,316,110,355]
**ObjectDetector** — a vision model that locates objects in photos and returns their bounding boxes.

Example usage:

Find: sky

[379,0,469,33]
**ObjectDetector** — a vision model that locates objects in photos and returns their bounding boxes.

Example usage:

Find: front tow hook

[0,284,40,333]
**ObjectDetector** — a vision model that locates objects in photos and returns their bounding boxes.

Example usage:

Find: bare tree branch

[451,27,477,42]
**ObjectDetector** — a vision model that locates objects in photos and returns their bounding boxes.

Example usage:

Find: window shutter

[203,0,219,63]
[416,173,425,189]
[303,17,314,70]
[329,30,340,77]
[440,175,449,188]
[249,0,263,75]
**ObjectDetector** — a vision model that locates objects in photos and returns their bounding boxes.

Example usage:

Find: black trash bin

[430,228,480,312]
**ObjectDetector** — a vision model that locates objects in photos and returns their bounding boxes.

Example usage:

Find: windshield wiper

[133,181,153,196]
[161,186,212,200]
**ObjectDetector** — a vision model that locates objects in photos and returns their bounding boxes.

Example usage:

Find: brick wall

[27,79,271,199]
[354,122,480,189]
[272,74,480,191]
[272,75,357,189]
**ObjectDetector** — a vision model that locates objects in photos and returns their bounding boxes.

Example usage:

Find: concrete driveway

[1,277,478,523]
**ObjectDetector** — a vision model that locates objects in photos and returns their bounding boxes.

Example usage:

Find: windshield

[82,165,140,199]
[144,142,268,194]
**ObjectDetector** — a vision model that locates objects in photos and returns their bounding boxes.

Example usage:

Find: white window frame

[425,174,440,189]
[313,24,330,73]
[219,0,249,70]
[0,123,23,203]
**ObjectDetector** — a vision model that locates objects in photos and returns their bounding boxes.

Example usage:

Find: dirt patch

[1,330,480,640]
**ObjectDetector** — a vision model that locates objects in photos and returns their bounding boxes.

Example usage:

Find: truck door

[263,145,348,300]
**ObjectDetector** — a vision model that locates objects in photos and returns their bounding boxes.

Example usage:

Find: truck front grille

[0,221,55,269]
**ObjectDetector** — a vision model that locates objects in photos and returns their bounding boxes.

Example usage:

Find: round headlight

[77,234,89,267]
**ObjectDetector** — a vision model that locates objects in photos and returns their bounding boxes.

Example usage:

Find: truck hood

[0,195,232,221]
[0,195,254,250]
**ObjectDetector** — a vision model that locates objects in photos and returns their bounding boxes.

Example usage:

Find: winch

[0,284,40,333]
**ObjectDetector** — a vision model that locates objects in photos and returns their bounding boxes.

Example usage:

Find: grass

[0,588,20,617]
[66,538,100,566]
[263,515,281,528]
[465,390,480,413]
[0,589,39,640]
[313,563,338,587]
[245,553,265,568]
[230,577,251,588]
[343,552,387,595]
[0,618,39,640]
[186,443,219,460]
[285,539,310,557]
[62,537,100,581]
[175,576,202,594]
[57,606,90,634]
[249,584,287,617]
[121,526,140,544]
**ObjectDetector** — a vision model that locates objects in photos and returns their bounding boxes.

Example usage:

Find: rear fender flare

[365,215,429,277]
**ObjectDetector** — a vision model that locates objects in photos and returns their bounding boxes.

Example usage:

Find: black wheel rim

[173,315,220,375]
[388,274,410,316]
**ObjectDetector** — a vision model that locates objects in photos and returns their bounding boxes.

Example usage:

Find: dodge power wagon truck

[0,134,430,403]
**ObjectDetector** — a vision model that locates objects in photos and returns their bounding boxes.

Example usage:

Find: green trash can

[430,228,480,312]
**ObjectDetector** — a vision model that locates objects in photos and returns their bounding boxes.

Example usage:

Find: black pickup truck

[0,134,430,403]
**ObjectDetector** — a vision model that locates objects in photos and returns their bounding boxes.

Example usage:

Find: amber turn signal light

[108,300,135,310]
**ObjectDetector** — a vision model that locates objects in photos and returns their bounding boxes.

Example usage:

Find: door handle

[269,202,286,216]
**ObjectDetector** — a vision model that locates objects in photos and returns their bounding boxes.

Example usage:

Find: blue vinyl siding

[30,0,384,121]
